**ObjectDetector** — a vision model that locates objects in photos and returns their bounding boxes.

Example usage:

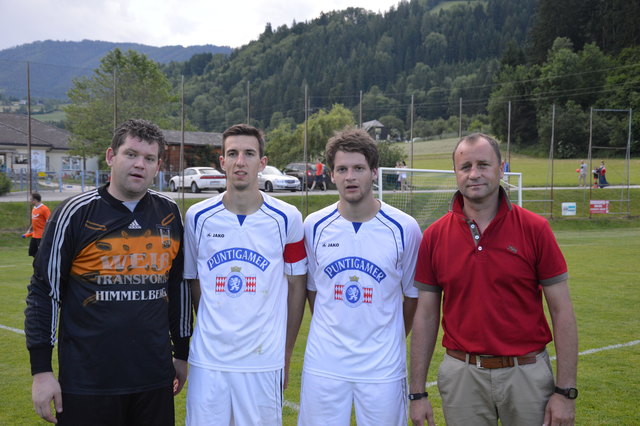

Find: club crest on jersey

[158,226,172,248]
[216,266,256,298]
[334,275,373,308]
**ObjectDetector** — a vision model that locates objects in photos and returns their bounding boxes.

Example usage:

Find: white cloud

[0,0,399,50]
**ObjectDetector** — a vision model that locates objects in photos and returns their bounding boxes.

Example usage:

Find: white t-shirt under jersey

[303,201,421,382]
[184,192,307,372]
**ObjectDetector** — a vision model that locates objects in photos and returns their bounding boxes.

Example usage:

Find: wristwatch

[554,386,578,399]
[408,392,429,401]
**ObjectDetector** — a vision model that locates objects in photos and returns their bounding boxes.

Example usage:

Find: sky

[0,0,401,51]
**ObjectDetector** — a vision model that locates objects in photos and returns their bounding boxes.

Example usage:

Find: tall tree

[65,49,180,162]
[266,104,355,167]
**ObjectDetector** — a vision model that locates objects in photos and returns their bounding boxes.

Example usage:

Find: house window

[14,153,29,164]
[62,156,83,171]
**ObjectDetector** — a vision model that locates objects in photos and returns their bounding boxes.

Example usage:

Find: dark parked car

[282,162,315,188]
[282,162,335,190]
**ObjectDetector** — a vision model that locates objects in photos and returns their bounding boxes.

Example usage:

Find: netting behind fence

[377,167,522,229]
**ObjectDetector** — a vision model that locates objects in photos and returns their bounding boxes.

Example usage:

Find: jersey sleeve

[401,218,422,298]
[166,205,193,360]
[284,208,307,276]
[24,202,75,375]
[183,207,198,280]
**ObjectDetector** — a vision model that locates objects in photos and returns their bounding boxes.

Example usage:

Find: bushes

[0,173,11,196]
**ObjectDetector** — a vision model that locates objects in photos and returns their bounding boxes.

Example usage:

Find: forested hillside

[169,0,537,132]
[166,0,638,157]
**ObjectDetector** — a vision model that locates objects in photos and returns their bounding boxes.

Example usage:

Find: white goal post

[376,167,522,229]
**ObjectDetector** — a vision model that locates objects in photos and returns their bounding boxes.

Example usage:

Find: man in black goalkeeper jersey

[25,119,192,425]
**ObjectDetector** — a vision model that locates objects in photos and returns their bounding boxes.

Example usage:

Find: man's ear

[105,147,115,167]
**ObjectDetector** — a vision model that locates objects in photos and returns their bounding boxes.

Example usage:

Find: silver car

[258,166,301,192]
[169,167,226,193]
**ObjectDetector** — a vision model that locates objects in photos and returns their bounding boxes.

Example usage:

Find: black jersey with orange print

[25,185,192,395]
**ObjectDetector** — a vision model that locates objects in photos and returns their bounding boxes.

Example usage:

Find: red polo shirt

[415,189,568,356]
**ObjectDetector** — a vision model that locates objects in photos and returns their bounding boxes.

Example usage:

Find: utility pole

[359,90,363,128]
[246,80,251,124]
[27,62,32,207]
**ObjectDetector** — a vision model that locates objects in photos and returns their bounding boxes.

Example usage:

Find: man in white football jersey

[298,128,421,425]
[183,124,307,425]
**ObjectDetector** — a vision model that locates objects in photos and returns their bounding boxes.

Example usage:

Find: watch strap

[554,386,578,399]
[408,392,429,400]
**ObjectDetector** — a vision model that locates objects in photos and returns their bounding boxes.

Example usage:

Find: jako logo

[208,233,225,238]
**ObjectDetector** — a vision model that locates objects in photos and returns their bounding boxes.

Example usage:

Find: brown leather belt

[446,348,544,369]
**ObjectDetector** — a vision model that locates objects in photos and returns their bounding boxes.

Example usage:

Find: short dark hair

[31,192,41,202]
[325,128,378,172]
[452,133,502,168]
[111,119,166,158]
[222,124,266,157]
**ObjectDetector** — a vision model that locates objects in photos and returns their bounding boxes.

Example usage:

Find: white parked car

[169,167,226,193]
[258,166,301,192]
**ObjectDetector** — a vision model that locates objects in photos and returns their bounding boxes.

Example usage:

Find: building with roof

[162,129,222,172]
[0,113,223,175]
[362,119,389,141]
[0,112,99,174]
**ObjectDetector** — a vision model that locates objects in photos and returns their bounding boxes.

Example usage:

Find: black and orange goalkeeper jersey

[25,185,193,395]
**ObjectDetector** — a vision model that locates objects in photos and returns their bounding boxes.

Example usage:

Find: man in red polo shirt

[409,133,578,426]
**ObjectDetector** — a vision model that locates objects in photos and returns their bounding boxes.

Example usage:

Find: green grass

[396,137,640,187]
[34,110,66,123]
[1,194,639,424]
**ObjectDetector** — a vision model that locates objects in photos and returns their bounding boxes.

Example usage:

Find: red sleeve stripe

[284,239,306,263]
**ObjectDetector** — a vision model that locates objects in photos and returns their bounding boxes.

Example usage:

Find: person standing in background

[23,192,50,259]
[578,161,587,187]
[310,157,326,191]
[596,161,609,188]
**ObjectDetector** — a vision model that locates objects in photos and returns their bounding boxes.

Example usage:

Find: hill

[0,40,232,99]
[175,0,538,132]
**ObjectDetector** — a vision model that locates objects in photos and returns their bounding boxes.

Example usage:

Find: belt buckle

[476,356,485,369]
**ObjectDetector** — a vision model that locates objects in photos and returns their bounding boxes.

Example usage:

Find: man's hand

[173,358,188,395]
[410,398,436,426]
[543,393,576,426]
[32,372,62,424]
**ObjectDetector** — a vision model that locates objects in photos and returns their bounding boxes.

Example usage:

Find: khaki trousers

[437,349,555,426]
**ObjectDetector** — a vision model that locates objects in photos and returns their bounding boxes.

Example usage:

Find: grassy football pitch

[1,200,639,424]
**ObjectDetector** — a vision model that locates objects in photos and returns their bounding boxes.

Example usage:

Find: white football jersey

[303,201,421,382]
[184,192,307,372]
